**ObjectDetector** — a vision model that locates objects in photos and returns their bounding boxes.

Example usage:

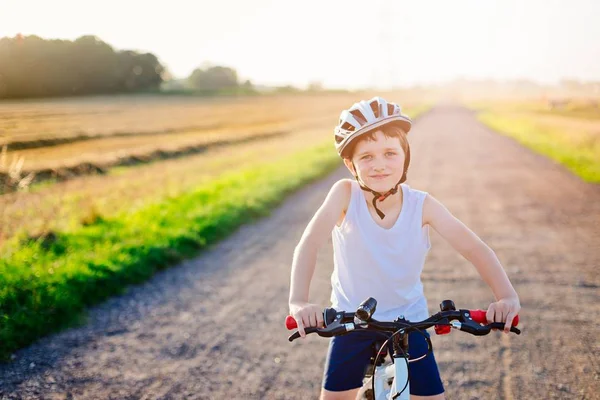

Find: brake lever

[288,327,319,342]
[288,323,357,342]
[288,310,357,342]
[452,320,521,336]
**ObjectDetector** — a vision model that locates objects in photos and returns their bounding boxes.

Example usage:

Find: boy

[289,97,520,399]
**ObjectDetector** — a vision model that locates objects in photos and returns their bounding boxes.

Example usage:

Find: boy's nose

[372,160,386,171]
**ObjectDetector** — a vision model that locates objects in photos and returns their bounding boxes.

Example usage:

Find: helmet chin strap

[353,170,402,220]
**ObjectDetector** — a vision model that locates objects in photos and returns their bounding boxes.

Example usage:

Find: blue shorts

[322,329,445,396]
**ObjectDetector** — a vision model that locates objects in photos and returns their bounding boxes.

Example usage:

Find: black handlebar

[287,301,521,342]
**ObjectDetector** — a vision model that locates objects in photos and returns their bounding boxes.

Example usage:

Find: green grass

[533,106,600,121]
[0,142,341,360]
[477,112,600,183]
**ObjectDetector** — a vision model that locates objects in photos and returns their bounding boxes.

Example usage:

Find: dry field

[0,94,343,178]
[0,92,428,248]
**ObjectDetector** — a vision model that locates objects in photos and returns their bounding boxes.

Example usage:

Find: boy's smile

[370,174,390,179]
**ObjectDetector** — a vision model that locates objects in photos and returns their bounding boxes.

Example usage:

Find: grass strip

[477,112,600,183]
[0,142,341,360]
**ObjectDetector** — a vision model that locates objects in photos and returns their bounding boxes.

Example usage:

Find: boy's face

[343,130,406,192]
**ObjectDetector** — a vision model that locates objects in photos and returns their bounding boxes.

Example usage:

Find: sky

[1,0,599,90]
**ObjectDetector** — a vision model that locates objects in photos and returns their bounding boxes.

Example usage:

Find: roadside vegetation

[471,99,600,183]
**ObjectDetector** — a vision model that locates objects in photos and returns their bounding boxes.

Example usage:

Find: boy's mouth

[370,174,390,180]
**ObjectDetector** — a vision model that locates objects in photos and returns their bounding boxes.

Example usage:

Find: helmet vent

[370,101,379,118]
[341,121,355,132]
[349,110,366,126]
[387,104,395,116]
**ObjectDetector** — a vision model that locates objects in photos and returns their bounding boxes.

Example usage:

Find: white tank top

[330,180,431,322]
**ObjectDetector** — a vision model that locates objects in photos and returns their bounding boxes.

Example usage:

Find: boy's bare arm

[289,179,351,305]
[423,194,520,331]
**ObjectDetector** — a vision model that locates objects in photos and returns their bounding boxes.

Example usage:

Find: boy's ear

[343,158,356,176]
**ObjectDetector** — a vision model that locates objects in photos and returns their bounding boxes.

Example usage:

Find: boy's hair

[341,124,411,182]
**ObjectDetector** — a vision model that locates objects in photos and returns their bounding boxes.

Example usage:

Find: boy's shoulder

[329,179,353,209]
[332,178,354,191]
[402,183,430,202]
[402,182,426,193]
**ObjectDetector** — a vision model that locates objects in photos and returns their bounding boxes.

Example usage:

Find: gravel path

[1,104,599,399]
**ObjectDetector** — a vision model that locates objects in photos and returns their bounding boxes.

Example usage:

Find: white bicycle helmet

[334,96,412,157]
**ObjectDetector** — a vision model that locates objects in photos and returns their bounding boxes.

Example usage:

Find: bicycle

[285,297,521,400]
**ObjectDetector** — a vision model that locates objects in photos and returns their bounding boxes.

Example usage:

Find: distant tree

[188,65,238,92]
[0,34,165,98]
[116,51,164,91]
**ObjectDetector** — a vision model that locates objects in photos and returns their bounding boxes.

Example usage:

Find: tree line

[0,34,256,99]
[0,35,166,98]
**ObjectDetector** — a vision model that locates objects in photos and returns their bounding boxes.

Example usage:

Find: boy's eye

[386,152,396,156]
[361,155,372,160]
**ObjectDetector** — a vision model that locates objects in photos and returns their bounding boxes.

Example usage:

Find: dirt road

[1,105,598,399]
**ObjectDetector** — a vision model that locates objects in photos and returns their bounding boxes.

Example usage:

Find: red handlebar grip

[285,315,298,330]
[469,310,519,326]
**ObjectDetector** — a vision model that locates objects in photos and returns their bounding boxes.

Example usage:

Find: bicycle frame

[385,332,411,400]
[389,355,410,400]
[360,330,412,400]
[359,362,396,400]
